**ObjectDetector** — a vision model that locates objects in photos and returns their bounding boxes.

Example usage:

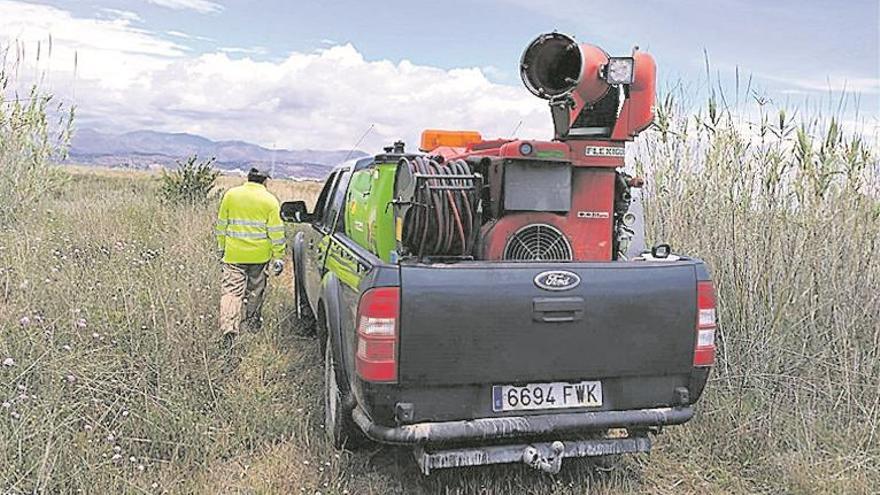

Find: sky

[0,0,878,151]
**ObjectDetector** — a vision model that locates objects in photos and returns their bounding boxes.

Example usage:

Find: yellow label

[395,217,403,241]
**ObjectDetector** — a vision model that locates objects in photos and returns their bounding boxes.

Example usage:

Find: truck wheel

[323,335,362,450]
[293,265,316,334]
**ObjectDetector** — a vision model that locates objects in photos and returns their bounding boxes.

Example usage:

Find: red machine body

[480,168,616,260]
[423,32,655,262]
[434,140,624,261]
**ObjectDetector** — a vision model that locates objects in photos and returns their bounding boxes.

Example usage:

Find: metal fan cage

[502,223,573,261]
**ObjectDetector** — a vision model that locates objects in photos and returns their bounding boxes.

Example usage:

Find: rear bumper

[352,405,693,445]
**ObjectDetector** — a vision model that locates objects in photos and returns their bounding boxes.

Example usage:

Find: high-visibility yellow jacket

[215,182,286,264]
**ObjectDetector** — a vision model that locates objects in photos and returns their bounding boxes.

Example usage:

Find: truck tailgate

[398,261,698,386]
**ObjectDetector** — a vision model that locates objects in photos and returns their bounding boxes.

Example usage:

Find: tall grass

[638,90,879,492]
[0,62,74,225]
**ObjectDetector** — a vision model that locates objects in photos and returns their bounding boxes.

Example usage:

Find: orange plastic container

[420,129,482,152]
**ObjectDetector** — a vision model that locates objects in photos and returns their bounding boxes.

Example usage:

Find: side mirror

[280,200,312,223]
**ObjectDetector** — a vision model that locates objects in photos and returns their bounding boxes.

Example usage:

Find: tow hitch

[413,436,651,475]
[522,441,565,474]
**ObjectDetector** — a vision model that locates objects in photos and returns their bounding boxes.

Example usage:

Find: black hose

[399,157,479,258]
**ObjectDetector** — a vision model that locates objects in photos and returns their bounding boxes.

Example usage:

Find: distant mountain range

[68,129,368,179]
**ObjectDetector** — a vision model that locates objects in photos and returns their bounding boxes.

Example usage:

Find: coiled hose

[399,157,479,258]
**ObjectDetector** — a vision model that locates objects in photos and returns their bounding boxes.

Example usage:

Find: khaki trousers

[220,262,268,336]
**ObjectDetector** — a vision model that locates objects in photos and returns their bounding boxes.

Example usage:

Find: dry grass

[61,165,325,208]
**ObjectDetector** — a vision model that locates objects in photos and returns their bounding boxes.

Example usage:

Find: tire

[323,334,363,450]
[293,261,316,334]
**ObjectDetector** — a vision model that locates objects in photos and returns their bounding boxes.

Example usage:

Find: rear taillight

[355,287,399,382]
[694,281,717,367]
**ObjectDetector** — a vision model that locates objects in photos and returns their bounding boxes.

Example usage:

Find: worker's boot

[220,331,236,351]
[219,332,242,373]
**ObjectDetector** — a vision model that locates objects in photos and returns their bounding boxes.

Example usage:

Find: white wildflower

[2,357,15,367]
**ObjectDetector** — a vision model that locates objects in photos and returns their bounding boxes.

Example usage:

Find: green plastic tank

[345,160,398,262]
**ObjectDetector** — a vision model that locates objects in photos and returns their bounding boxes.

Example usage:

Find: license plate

[492,381,603,412]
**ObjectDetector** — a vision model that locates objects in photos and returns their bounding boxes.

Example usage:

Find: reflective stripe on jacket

[216,182,286,264]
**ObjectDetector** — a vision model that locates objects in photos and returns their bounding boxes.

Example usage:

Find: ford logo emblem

[534,270,581,291]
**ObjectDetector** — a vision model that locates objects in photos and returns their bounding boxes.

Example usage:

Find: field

[1,89,879,492]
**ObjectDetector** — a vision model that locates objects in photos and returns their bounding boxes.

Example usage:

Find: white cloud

[760,72,880,95]
[218,46,268,56]
[132,45,551,150]
[0,0,186,89]
[166,30,214,42]
[98,8,143,23]
[0,1,551,152]
[143,0,223,14]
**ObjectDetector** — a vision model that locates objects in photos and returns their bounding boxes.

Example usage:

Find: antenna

[270,141,277,178]
[330,123,375,234]
[341,123,375,164]
[510,120,523,138]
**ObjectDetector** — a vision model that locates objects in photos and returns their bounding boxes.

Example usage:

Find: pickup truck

[280,149,718,475]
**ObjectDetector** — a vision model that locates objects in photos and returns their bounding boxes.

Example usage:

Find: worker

[215,166,286,348]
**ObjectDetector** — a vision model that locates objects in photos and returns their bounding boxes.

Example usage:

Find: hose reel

[393,157,482,259]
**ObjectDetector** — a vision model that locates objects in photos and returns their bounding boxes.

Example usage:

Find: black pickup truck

[280,150,718,475]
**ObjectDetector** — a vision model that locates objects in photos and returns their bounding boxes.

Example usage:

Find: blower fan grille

[503,224,573,261]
